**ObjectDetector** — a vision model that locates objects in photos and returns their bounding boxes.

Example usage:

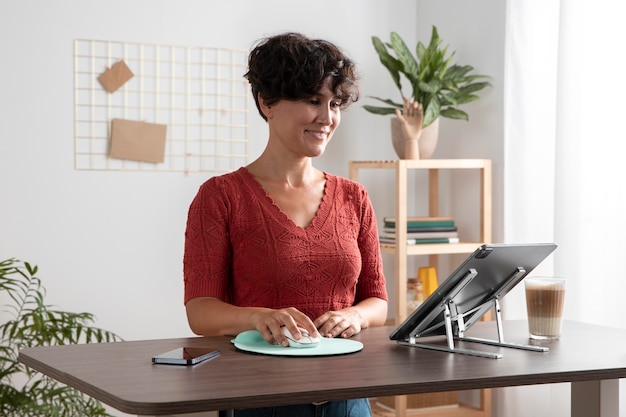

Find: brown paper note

[98,60,134,93]
[109,119,167,163]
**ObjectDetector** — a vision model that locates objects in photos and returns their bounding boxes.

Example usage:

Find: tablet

[389,243,557,342]
[151,346,220,365]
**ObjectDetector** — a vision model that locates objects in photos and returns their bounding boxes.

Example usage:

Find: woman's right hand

[252,307,319,347]
[186,297,318,345]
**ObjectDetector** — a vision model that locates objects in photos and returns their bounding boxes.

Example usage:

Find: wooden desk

[19,321,626,416]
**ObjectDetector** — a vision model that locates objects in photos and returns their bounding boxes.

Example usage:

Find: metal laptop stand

[397,267,549,359]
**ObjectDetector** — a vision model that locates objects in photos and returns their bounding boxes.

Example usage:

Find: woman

[183,32,388,417]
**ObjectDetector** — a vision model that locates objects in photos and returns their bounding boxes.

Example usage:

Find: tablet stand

[397,267,549,359]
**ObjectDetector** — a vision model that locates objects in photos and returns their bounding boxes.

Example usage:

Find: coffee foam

[525,277,566,289]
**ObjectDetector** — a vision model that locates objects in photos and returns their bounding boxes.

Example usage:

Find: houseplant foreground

[0,257,122,417]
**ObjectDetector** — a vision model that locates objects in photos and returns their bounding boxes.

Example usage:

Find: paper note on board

[98,60,134,93]
[109,119,167,163]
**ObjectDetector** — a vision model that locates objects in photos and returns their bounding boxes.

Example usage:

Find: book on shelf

[384,216,453,222]
[383,226,458,233]
[383,216,455,229]
[382,230,459,239]
[379,237,460,245]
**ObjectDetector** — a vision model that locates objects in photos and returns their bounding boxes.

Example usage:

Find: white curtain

[501,1,626,416]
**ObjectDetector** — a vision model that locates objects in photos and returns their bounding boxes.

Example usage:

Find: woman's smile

[305,129,330,141]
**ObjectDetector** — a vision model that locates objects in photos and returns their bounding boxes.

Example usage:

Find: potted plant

[0,257,122,416]
[364,26,490,158]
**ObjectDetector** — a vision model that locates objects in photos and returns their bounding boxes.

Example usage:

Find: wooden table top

[19,320,626,415]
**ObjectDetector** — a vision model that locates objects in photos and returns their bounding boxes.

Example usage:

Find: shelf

[350,159,491,170]
[380,242,484,256]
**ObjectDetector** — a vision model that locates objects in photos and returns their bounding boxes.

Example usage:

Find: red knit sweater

[183,167,387,320]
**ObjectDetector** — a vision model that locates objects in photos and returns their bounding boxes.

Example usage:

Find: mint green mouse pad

[232,330,363,356]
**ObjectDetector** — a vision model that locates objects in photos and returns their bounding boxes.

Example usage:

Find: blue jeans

[234,399,372,417]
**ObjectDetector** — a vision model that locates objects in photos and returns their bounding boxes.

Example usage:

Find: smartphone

[152,346,220,366]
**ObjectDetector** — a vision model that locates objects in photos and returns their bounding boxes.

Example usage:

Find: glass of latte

[524,276,566,340]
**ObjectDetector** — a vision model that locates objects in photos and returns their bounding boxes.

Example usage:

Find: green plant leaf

[366,96,403,107]
[458,81,491,95]
[363,105,398,116]
[444,64,473,79]
[418,79,443,95]
[440,107,469,120]
[423,95,441,127]
[371,36,403,93]
[390,32,419,84]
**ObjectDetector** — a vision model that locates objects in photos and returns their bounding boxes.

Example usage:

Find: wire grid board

[74,39,249,173]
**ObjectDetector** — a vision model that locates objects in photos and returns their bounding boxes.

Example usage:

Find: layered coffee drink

[524,277,566,340]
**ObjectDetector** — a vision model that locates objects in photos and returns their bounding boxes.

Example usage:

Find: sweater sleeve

[183,177,233,304]
[353,182,388,303]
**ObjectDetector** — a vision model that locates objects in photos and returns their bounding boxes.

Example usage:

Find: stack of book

[379,216,459,245]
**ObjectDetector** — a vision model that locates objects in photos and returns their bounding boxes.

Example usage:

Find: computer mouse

[280,326,320,348]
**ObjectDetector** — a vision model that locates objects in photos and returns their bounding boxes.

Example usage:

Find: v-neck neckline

[239,167,332,231]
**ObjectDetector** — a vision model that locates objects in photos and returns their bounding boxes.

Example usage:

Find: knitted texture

[183,167,387,320]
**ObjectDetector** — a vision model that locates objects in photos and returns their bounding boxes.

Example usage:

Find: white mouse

[280,326,320,348]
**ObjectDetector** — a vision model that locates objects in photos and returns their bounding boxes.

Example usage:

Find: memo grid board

[74,39,249,173]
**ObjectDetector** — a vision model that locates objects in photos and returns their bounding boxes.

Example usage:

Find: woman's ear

[258,94,273,120]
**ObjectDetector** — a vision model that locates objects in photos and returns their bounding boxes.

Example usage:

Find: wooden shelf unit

[349,159,493,417]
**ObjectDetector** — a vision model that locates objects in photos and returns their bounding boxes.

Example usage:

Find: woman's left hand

[314,297,387,338]
[314,308,363,339]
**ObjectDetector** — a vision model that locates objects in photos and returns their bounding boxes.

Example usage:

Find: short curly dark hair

[244,32,360,121]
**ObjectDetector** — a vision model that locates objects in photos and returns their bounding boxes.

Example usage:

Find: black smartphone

[151,346,220,366]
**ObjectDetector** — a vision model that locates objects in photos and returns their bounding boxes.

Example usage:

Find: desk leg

[571,379,619,417]
[218,411,234,417]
